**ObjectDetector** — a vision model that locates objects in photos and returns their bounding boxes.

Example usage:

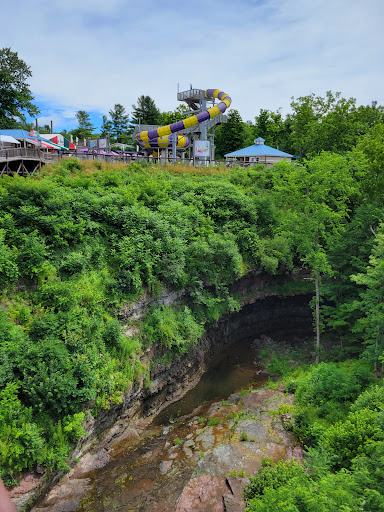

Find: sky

[2,0,384,133]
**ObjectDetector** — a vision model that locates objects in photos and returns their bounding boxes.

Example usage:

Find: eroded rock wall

[22,273,312,511]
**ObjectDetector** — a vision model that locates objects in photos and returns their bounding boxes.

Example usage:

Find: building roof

[225,138,293,158]
[0,135,21,145]
[0,130,69,150]
[0,129,31,138]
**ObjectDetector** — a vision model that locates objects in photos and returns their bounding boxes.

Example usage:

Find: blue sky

[2,0,384,133]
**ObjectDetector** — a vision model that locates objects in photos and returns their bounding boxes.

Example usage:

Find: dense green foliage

[4,51,384,505]
[245,360,384,511]
[0,47,40,128]
[131,95,161,125]
[215,91,383,159]
[0,160,286,483]
[214,109,248,157]
[1,111,384,491]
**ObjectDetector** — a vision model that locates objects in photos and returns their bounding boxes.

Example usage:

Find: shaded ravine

[75,337,270,512]
[31,294,313,512]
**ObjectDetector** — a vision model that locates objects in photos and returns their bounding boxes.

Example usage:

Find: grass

[41,159,128,177]
[239,386,253,397]
[240,431,248,442]
[41,159,231,179]
[161,162,230,176]
[229,468,246,478]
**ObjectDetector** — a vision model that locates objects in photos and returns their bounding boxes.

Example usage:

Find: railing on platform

[0,147,231,168]
[62,151,135,164]
[0,147,58,162]
[63,152,226,167]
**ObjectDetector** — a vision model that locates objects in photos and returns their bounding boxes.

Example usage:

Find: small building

[0,130,67,150]
[40,133,76,150]
[225,137,293,167]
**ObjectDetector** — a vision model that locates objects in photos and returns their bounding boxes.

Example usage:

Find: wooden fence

[0,147,58,163]
[0,147,59,176]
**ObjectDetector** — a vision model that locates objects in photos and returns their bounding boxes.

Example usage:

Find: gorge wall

[20,272,313,511]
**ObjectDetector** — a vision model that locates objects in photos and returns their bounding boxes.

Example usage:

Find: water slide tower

[132,87,228,163]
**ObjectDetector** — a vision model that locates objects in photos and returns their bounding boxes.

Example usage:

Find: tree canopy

[131,95,161,125]
[109,103,130,141]
[0,47,40,128]
[68,110,95,141]
[214,109,248,158]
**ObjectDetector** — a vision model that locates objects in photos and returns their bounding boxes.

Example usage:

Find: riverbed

[31,295,312,512]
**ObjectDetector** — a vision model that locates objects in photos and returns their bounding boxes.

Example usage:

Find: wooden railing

[0,147,58,162]
[62,151,128,162]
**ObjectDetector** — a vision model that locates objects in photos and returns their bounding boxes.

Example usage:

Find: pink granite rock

[175,474,229,512]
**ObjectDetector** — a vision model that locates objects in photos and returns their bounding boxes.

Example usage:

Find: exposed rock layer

[15,273,312,511]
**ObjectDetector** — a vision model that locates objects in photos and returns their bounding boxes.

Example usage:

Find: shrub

[321,408,382,469]
[350,384,384,413]
[295,362,367,408]
[0,229,19,287]
[143,305,203,354]
[244,459,307,502]
[0,383,45,485]
[240,431,248,441]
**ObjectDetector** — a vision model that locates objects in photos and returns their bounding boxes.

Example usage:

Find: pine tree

[109,104,129,141]
[131,95,161,125]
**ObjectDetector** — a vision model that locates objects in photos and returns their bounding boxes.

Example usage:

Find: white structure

[225,137,293,167]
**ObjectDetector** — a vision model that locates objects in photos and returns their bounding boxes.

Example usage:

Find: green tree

[158,104,189,125]
[354,123,384,202]
[289,91,359,158]
[131,95,161,125]
[214,109,247,158]
[109,103,129,141]
[354,101,384,132]
[322,202,382,339]
[69,110,95,140]
[273,154,358,361]
[100,115,113,138]
[0,47,40,128]
[352,225,384,370]
[253,108,289,151]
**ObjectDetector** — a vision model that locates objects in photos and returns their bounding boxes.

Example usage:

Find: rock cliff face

[19,272,312,511]
[142,292,311,420]
[84,271,312,440]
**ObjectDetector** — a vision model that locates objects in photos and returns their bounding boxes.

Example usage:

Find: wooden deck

[0,148,58,176]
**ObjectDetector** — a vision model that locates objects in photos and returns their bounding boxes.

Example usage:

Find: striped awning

[27,138,65,150]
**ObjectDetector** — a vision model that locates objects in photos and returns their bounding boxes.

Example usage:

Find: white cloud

[1,0,383,129]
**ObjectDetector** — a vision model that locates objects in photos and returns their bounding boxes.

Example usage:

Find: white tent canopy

[0,135,21,145]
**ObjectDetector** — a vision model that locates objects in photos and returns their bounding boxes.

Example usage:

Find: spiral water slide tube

[135,88,231,150]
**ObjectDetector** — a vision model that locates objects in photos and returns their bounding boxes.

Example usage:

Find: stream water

[73,336,278,512]
[154,337,267,426]
[33,295,313,512]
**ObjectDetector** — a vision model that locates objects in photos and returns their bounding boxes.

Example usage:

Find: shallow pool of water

[154,336,266,425]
